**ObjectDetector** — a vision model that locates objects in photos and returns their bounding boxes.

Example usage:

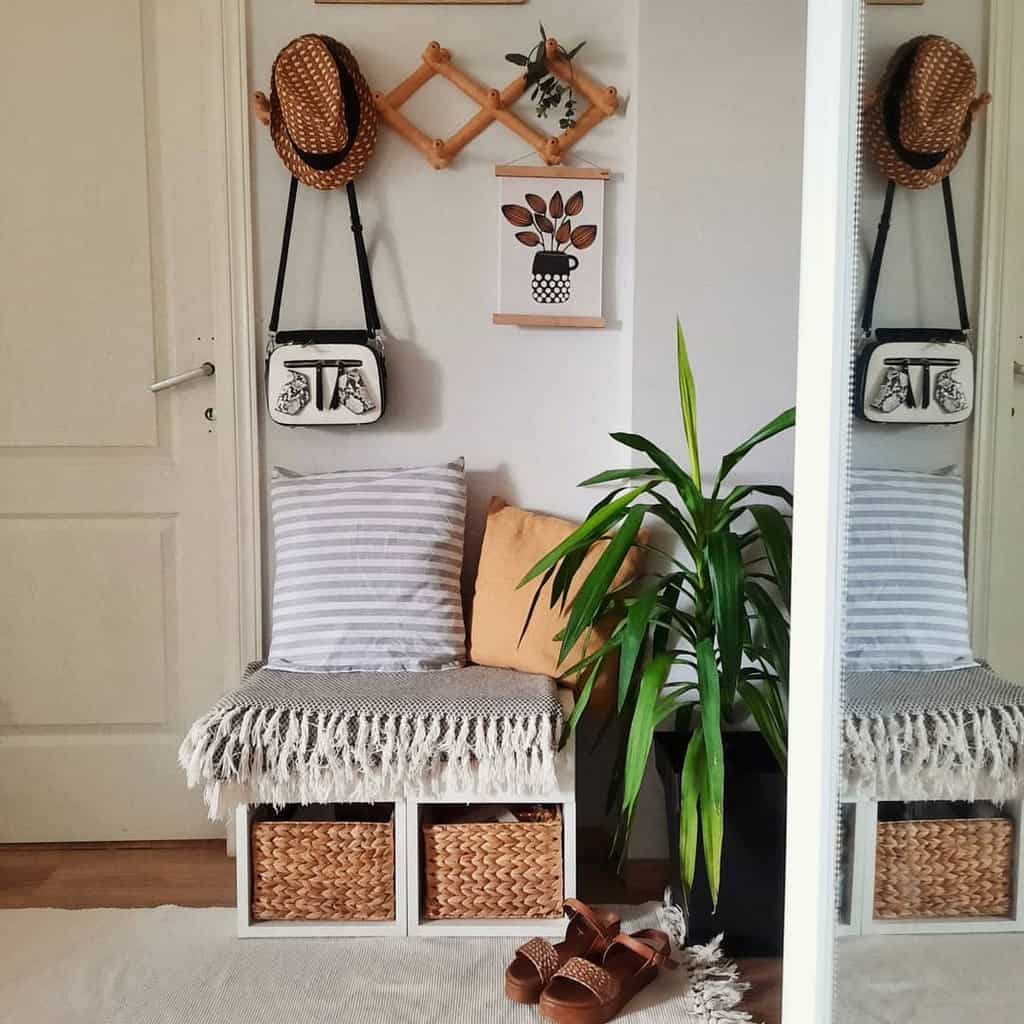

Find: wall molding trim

[782,1,862,1021]
[968,0,1019,662]
[209,0,262,688]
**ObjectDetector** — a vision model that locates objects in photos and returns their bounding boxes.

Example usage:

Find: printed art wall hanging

[493,166,608,328]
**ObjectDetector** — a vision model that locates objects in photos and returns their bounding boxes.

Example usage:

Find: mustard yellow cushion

[469,498,645,713]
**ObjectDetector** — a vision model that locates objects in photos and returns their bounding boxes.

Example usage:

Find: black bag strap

[268,175,381,340]
[861,176,970,337]
[861,180,895,336]
[345,181,380,335]
[268,175,299,337]
[941,175,970,334]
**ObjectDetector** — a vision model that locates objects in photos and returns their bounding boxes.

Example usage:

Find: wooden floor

[0,841,781,1023]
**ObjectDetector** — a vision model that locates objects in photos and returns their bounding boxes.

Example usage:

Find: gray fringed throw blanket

[179,663,564,819]
[843,666,1024,802]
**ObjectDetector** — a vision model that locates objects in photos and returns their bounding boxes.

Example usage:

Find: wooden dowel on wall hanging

[383,60,435,108]
[557,104,608,154]
[316,0,527,5]
[373,39,621,170]
[423,44,485,105]
[375,100,443,167]
[494,164,610,181]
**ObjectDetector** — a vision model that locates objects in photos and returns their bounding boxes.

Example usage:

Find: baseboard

[0,839,228,852]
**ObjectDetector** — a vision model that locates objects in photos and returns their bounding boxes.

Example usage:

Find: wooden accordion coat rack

[374,39,621,169]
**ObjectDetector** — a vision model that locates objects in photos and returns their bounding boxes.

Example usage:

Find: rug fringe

[843,705,1024,802]
[681,935,753,1022]
[659,894,753,1023]
[178,705,558,819]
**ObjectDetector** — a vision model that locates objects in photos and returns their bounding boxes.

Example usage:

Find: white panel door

[0,0,229,839]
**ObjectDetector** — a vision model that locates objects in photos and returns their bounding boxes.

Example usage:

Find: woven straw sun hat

[267,34,378,190]
[864,35,990,190]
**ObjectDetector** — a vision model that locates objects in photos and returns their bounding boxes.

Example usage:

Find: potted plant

[521,322,794,953]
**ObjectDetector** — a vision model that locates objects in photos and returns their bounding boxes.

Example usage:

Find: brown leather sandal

[504,900,621,1005]
[537,928,679,1023]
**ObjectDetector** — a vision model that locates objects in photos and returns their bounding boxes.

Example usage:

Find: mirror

[826,1,1024,1020]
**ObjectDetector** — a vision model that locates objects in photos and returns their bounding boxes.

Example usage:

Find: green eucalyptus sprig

[520,321,794,909]
[505,22,585,130]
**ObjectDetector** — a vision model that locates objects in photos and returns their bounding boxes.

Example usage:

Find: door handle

[1014,360,1024,379]
[150,362,215,393]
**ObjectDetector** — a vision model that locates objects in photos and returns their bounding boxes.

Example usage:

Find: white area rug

[837,934,1024,1023]
[0,904,754,1023]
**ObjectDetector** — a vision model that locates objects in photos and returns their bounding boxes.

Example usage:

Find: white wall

[853,0,990,472]
[249,0,638,603]
[247,0,806,860]
[631,1,806,490]
[624,0,807,856]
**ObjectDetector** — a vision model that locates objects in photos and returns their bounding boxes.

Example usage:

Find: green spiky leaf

[676,320,702,487]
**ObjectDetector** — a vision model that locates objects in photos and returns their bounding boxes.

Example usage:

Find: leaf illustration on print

[534,214,555,235]
[501,204,534,227]
[525,193,548,215]
[515,231,542,247]
[549,190,564,219]
[555,219,572,245]
[564,190,585,216]
[570,224,598,249]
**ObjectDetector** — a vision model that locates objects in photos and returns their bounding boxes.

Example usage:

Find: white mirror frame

[781,1,862,1021]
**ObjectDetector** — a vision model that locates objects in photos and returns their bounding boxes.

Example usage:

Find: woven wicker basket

[421,806,563,920]
[251,811,395,922]
[874,816,1013,919]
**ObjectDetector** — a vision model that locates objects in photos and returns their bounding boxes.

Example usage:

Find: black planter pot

[653,730,786,956]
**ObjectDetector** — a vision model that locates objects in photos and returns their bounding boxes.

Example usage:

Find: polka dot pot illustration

[531,252,579,303]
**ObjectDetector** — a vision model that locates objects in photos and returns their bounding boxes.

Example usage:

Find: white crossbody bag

[266,176,386,426]
[855,177,974,425]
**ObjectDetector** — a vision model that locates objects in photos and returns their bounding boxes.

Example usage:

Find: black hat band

[287,39,361,172]
[883,42,948,171]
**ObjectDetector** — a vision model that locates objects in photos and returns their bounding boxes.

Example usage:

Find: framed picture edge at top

[315,1,526,6]
[494,164,610,329]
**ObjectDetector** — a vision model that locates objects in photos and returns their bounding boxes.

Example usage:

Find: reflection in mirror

[834,1,1024,1020]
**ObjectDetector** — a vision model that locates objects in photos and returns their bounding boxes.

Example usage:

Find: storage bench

[233,687,577,938]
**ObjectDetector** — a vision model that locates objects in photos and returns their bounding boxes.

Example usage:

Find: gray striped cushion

[267,459,467,672]
[843,468,974,671]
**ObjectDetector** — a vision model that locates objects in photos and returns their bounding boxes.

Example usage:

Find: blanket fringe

[843,705,1024,802]
[178,705,558,820]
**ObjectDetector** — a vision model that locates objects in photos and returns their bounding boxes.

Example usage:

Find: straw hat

[864,35,990,190]
[263,34,377,190]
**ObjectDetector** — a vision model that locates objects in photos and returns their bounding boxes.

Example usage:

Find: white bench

[230,689,577,938]
[839,666,1024,936]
